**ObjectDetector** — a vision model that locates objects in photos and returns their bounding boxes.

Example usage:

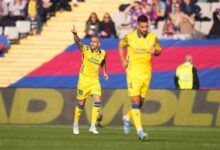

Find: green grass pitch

[0,125,220,150]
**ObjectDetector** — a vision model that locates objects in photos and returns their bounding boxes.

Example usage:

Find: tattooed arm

[71,25,83,50]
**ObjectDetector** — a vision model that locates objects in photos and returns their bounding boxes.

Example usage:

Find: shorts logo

[78,89,83,95]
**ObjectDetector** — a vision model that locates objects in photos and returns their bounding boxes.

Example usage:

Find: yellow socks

[74,103,84,123]
[131,104,143,131]
[91,102,101,126]
[126,109,132,120]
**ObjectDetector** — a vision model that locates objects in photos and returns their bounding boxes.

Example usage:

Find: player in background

[118,15,162,141]
[71,25,108,135]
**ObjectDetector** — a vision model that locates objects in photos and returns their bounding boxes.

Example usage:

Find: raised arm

[71,25,83,50]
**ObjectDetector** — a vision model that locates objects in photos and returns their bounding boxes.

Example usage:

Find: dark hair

[137,15,148,23]
[87,12,100,23]
[91,35,100,41]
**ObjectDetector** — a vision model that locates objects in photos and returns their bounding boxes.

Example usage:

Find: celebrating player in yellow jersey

[119,15,162,141]
[71,25,108,135]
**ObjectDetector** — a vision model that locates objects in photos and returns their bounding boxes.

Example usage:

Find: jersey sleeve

[154,37,162,51]
[81,44,89,53]
[119,35,128,47]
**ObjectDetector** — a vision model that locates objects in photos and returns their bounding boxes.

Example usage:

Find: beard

[139,30,148,37]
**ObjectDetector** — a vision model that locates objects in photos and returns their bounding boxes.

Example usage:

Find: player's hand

[103,73,109,81]
[71,25,77,34]
[122,60,128,69]
[150,46,155,54]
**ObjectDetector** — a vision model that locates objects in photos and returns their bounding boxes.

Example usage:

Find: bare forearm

[119,46,125,62]
[102,63,107,74]
[73,33,82,49]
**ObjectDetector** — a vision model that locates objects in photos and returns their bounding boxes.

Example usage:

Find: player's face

[137,22,148,36]
[90,37,100,50]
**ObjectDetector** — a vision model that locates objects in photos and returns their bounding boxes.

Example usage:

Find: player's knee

[76,100,86,109]
[92,95,101,102]
[76,102,85,109]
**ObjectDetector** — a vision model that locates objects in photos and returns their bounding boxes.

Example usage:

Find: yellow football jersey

[79,44,106,80]
[119,31,161,74]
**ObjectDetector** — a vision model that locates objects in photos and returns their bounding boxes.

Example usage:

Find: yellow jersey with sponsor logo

[119,31,161,74]
[79,44,106,80]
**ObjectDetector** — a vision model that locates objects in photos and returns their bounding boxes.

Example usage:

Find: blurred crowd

[117,0,220,39]
[84,12,118,38]
[0,0,72,35]
[0,0,219,38]
[83,0,220,39]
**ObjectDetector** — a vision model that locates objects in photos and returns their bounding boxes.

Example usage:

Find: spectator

[174,54,200,89]
[162,16,175,38]
[144,3,158,30]
[99,12,117,38]
[152,0,166,21]
[170,0,180,13]
[169,2,181,30]
[180,0,196,17]
[0,0,8,19]
[42,0,52,23]
[176,13,195,39]
[56,0,71,11]
[125,1,144,28]
[0,0,15,26]
[9,0,26,21]
[85,12,100,38]
[207,9,220,39]
[165,0,172,16]
[170,2,194,39]
[25,0,44,35]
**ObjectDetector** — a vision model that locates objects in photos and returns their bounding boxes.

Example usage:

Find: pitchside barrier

[0,88,219,127]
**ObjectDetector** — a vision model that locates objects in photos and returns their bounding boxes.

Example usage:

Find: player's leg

[73,83,89,134]
[130,96,148,141]
[123,110,132,134]
[89,83,102,134]
[123,79,141,134]
[134,77,151,140]
[73,99,86,134]
[122,80,138,134]
[89,95,101,134]
[123,96,144,133]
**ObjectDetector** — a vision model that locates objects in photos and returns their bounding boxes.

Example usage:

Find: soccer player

[118,15,162,141]
[71,25,108,135]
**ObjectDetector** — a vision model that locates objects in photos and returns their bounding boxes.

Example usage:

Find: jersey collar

[91,48,101,54]
[137,30,148,38]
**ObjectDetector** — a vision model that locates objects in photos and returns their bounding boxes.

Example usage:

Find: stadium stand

[0,0,128,87]
[0,0,219,88]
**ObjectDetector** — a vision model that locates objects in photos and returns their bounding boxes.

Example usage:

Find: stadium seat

[112,12,133,38]
[16,21,31,35]
[112,12,130,25]
[197,2,212,19]
[4,27,19,41]
[211,2,220,13]
[200,21,213,35]
[194,21,201,31]
[151,28,163,39]
[157,21,165,33]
